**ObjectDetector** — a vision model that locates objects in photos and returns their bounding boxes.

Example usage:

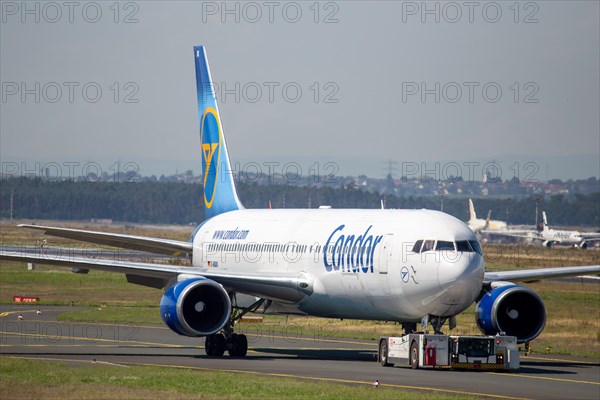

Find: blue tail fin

[194,46,243,220]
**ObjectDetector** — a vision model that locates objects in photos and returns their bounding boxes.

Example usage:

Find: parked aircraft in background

[466,199,508,233]
[486,211,600,249]
[1,46,599,358]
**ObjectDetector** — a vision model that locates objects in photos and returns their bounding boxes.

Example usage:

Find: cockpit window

[412,239,483,254]
[469,240,483,255]
[412,240,423,253]
[456,241,471,252]
[435,241,455,251]
[421,240,435,252]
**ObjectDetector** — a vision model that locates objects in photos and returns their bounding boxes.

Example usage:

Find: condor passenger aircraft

[2,46,599,358]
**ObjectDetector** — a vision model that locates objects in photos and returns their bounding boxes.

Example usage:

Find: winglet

[194,46,243,220]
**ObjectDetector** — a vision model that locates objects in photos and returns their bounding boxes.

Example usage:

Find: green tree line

[0,178,598,227]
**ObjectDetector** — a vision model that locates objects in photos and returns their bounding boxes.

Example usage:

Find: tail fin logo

[201,107,222,209]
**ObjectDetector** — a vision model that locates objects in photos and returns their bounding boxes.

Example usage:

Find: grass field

[0,357,475,400]
[2,220,599,360]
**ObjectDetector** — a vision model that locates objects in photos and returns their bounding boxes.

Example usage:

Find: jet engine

[475,283,546,343]
[160,277,231,336]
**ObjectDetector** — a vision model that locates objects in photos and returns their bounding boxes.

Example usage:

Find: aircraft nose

[437,252,484,311]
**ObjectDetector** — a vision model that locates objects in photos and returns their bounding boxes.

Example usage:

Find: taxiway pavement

[1,306,599,400]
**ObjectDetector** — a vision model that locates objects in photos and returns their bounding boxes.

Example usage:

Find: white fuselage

[540,229,584,245]
[192,209,485,323]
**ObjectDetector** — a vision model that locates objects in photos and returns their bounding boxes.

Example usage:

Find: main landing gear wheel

[379,340,390,367]
[205,333,247,357]
[227,333,248,357]
[205,333,225,357]
[205,296,264,358]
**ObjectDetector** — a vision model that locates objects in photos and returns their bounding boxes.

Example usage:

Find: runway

[1,306,599,400]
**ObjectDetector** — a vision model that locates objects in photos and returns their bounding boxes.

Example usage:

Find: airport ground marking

[0,331,191,348]
[1,343,157,348]
[6,317,374,346]
[524,355,599,366]
[1,323,374,354]
[19,303,369,346]
[485,371,600,386]
[7,355,129,367]
[1,342,371,353]
[0,310,40,318]
[248,346,372,351]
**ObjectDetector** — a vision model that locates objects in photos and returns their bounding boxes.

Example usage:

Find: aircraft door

[377,234,394,274]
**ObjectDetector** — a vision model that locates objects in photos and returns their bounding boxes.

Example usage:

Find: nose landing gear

[420,315,456,334]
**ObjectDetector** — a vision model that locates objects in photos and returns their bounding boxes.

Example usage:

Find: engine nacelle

[160,277,231,337]
[475,284,546,343]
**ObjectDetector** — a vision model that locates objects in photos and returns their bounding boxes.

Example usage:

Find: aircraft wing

[0,251,311,303]
[17,224,193,256]
[484,265,600,284]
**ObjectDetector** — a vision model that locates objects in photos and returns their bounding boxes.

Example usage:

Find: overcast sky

[1,1,599,181]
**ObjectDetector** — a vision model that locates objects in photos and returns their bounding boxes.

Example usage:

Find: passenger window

[422,240,435,252]
[412,240,423,253]
[436,241,455,251]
